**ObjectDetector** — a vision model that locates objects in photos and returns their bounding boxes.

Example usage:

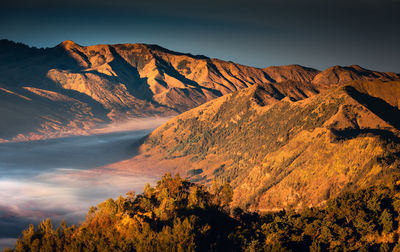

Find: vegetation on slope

[135,81,400,211]
[7,173,400,251]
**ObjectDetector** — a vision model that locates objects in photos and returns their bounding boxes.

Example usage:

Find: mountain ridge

[116,80,400,211]
[1,39,399,141]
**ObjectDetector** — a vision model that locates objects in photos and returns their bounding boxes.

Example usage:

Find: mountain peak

[312,64,400,85]
[57,40,80,50]
[349,64,362,69]
[263,64,320,83]
[327,65,364,71]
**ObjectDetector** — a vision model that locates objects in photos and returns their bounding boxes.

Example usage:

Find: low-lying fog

[0,118,169,250]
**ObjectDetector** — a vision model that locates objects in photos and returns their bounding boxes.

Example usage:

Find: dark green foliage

[9,174,400,251]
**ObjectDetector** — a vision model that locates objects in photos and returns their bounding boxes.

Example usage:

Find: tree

[380,209,394,233]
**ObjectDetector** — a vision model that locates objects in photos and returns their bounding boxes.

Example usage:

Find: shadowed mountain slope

[125,80,400,211]
[1,39,399,141]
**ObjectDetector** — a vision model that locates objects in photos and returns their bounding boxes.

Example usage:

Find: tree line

[6,173,400,251]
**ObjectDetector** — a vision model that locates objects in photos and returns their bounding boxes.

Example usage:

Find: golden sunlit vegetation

[137,81,400,211]
[8,173,400,251]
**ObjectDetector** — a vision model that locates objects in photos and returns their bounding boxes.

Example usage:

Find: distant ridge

[312,65,400,85]
[263,64,320,83]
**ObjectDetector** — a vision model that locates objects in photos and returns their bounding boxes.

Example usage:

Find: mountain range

[1,39,399,141]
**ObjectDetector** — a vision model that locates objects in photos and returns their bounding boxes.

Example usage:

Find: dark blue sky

[1,0,399,72]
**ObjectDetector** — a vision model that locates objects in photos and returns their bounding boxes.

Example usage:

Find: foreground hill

[126,80,400,211]
[1,39,399,141]
[8,174,400,251]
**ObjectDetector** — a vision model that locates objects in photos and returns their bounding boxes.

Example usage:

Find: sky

[0,0,399,72]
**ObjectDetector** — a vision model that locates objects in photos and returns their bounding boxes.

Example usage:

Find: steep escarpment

[127,80,400,211]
